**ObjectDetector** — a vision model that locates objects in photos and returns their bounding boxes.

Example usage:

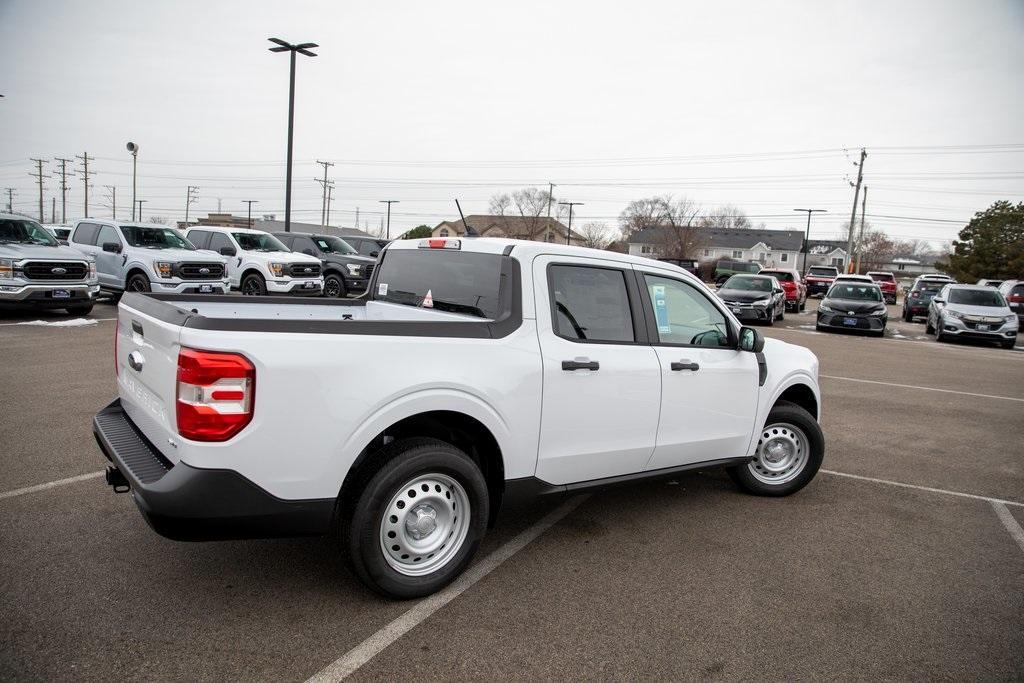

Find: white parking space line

[306,494,590,683]
[822,470,1024,508]
[768,327,1024,359]
[820,374,1024,403]
[991,502,1024,554]
[0,471,104,501]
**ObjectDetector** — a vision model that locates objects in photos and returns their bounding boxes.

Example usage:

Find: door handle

[670,360,700,372]
[561,359,599,371]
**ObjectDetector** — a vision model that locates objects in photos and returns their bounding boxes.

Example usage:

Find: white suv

[70,219,230,296]
[185,226,323,296]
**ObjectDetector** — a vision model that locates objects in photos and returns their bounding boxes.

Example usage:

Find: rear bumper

[92,399,334,541]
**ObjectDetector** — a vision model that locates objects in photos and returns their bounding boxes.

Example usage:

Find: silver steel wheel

[748,422,809,485]
[379,473,471,577]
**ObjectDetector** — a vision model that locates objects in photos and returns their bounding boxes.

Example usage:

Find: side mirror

[302,248,315,256]
[739,326,765,353]
[102,241,122,254]
[370,251,380,257]
[219,246,236,257]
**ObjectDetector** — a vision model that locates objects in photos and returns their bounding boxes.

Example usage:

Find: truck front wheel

[342,438,489,599]
[727,401,824,496]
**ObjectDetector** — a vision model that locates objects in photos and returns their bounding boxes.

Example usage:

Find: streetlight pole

[558,201,583,245]
[127,142,139,220]
[793,208,826,274]
[379,200,399,239]
[243,200,258,228]
[268,38,318,232]
[136,199,147,221]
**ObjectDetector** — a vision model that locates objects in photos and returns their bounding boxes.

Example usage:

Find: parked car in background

[341,235,390,258]
[71,219,229,296]
[184,226,323,296]
[657,257,699,276]
[273,232,376,298]
[42,224,72,244]
[0,214,99,315]
[716,274,786,325]
[816,282,887,337]
[713,258,761,286]
[914,273,955,287]
[997,280,1024,327]
[96,236,824,598]
[759,268,807,312]
[804,265,839,297]
[866,271,898,304]
[902,278,945,322]
[975,279,1003,288]
[927,284,1018,348]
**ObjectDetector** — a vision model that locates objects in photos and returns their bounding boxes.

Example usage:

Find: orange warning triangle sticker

[422,289,433,308]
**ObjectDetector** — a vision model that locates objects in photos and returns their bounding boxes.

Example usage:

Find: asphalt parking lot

[2,296,1022,681]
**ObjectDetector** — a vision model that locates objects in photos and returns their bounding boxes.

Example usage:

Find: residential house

[433,215,584,247]
[880,256,942,278]
[804,240,849,271]
[628,227,805,269]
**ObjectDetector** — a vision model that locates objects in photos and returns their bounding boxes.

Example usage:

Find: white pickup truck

[94,237,823,598]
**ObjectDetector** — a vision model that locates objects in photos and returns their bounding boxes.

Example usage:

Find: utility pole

[845,148,867,274]
[379,200,399,239]
[268,38,318,232]
[326,184,334,227]
[793,208,827,274]
[855,186,868,274]
[316,160,334,228]
[185,185,199,225]
[355,206,359,228]
[75,152,95,218]
[29,159,48,222]
[242,200,258,228]
[558,201,583,245]
[104,186,117,219]
[4,188,15,213]
[51,197,56,223]
[546,182,556,222]
[136,199,147,221]
[53,157,75,223]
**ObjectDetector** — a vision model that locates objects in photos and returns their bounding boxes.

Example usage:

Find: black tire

[126,274,151,292]
[341,438,489,599]
[925,317,934,335]
[870,329,885,338]
[799,298,806,312]
[65,304,93,316]
[323,273,346,299]
[935,326,946,343]
[903,309,912,322]
[727,401,824,497]
[778,305,785,322]
[241,273,267,296]
[764,308,775,326]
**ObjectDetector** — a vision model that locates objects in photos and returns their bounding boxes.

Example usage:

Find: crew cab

[804,265,839,297]
[759,268,807,312]
[93,237,824,599]
[272,231,376,298]
[184,226,323,296]
[866,271,898,304]
[70,219,230,296]
[0,213,99,314]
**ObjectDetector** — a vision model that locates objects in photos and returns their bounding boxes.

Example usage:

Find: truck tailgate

[116,299,185,464]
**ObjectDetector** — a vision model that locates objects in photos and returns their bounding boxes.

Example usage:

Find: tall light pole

[243,200,258,228]
[558,201,583,245]
[379,200,399,239]
[136,199,147,221]
[268,37,318,232]
[127,142,139,220]
[793,208,826,274]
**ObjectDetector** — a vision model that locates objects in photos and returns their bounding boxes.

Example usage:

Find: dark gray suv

[273,232,376,298]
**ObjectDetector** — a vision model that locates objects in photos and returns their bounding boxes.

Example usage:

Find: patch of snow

[16,318,97,327]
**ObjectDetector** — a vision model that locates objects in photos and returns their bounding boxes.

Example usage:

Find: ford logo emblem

[51,267,67,275]
[199,267,210,274]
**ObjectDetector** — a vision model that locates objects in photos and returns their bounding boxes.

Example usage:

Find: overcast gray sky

[2,0,1022,244]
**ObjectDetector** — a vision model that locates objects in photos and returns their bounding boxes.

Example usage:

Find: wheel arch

[124,266,150,288]
[774,382,819,420]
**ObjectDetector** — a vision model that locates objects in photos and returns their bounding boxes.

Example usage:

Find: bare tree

[148,216,171,226]
[851,226,897,272]
[698,205,752,230]
[577,221,614,249]
[488,187,565,240]
[619,194,705,259]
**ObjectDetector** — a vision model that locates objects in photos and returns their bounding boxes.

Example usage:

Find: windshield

[232,232,289,252]
[0,219,60,246]
[761,270,793,282]
[121,226,194,250]
[914,283,943,298]
[827,284,882,302]
[868,273,894,282]
[314,236,358,255]
[809,267,837,277]
[948,288,1006,307]
[373,249,505,319]
[724,276,772,292]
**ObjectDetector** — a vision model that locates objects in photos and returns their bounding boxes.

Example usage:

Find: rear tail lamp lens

[176,347,255,441]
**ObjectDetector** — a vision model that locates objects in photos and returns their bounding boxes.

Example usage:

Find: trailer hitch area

[105,466,130,493]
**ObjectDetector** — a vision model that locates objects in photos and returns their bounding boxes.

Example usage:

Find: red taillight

[1011,295,1023,303]
[176,347,255,442]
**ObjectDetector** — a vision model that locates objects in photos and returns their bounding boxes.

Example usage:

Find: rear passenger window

[549,265,634,343]
[209,233,233,253]
[96,225,121,247]
[72,223,99,245]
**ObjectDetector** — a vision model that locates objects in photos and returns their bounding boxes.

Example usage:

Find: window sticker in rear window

[378,283,388,296]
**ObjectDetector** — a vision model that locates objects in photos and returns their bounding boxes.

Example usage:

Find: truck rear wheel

[727,401,823,496]
[341,438,489,599]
